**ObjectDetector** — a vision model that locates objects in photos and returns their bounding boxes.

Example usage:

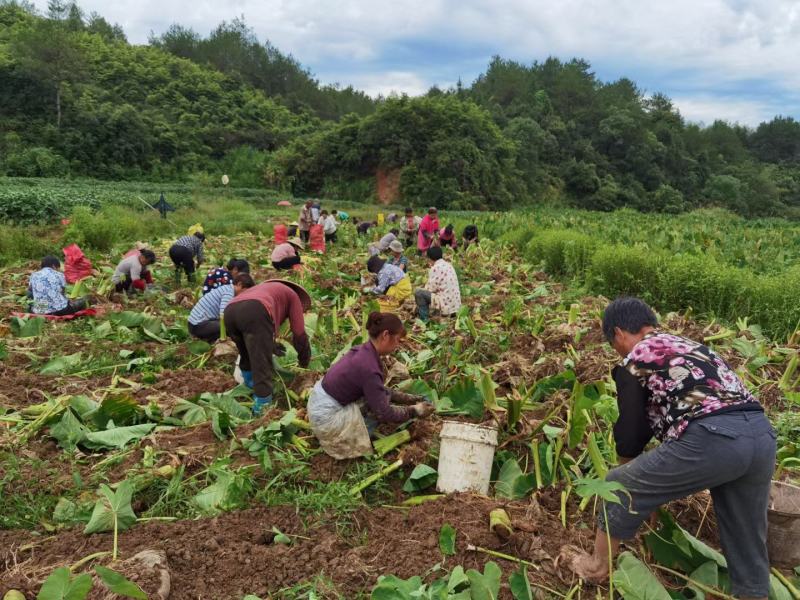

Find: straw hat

[389,240,404,253]
[265,279,312,310]
[287,237,305,250]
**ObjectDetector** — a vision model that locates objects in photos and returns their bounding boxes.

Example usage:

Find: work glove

[413,402,435,418]
[273,342,287,357]
[294,333,311,368]
[241,370,254,389]
[390,390,426,405]
[252,395,272,417]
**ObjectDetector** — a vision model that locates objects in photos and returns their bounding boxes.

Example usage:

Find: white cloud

[347,71,430,98]
[30,0,800,124]
[671,95,774,127]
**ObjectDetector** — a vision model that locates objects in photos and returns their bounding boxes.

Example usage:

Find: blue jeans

[601,410,776,598]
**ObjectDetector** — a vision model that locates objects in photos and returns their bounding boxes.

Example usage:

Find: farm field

[0,186,799,599]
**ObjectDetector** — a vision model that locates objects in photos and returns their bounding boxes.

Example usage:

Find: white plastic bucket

[436,421,498,495]
[768,480,800,567]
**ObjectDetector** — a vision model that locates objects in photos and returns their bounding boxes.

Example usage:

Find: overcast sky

[33,0,800,127]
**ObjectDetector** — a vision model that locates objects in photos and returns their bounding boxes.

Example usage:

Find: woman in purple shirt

[308,312,435,459]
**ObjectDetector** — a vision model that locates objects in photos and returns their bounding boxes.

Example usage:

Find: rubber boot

[187,271,196,284]
[241,370,254,389]
[252,395,272,417]
[173,269,181,286]
[417,303,429,322]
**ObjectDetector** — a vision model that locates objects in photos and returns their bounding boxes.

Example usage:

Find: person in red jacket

[223,280,312,415]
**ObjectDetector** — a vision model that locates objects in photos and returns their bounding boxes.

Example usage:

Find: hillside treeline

[1,1,799,216]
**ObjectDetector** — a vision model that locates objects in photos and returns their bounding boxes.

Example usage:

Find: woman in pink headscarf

[416,207,440,254]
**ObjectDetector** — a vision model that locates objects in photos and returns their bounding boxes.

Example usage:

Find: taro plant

[84,480,137,560]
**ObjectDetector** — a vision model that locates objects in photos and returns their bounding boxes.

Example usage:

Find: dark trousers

[324,232,337,243]
[299,229,310,243]
[189,320,221,343]
[272,256,301,271]
[169,244,195,275]
[601,410,776,598]
[224,300,275,398]
[50,298,87,316]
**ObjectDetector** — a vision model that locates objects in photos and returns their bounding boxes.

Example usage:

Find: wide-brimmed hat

[287,237,305,249]
[389,240,404,253]
[265,279,312,311]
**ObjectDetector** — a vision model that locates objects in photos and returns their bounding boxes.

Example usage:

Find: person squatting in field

[169,231,205,284]
[271,237,304,271]
[202,258,250,295]
[112,248,157,293]
[414,246,462,321]
[368,228,400,256]
[565,297,776,600]
[223,280,312,416]
[462,224,479,249]
[308,312,435,459]
[438,224,457,249]
[387,240,409,272]
[28,256,88,316]
[188,273,255,343]
[365,255,412,309]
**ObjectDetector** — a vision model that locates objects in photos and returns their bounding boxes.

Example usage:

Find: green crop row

[0,187,102,223]
[484,207,800,275]
[509,227,800,340]
[0,177,288,224]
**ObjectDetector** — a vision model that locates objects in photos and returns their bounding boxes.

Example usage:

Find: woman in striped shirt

[188,273,254,342]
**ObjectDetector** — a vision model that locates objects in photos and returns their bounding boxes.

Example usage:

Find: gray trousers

[414,289,431,308]
[601,410,776,598]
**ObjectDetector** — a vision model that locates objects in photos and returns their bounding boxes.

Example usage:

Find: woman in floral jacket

[566,297,775,600]
[413,246,461,321]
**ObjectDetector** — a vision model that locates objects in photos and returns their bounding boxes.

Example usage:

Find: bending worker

[224,280,312,416]
[169,231,205,284]
[566,297,775,600]
[308,312,434,459]
[112,248,156,293]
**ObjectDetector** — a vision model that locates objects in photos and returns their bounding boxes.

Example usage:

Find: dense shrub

[4,147,70,178]
[63,205,175,251]
[656,254,755,320]
[508,227,800,339]
[525,230,596,277]
[746,267,800,340]
[0,223,56,264]
[587,245,666,304]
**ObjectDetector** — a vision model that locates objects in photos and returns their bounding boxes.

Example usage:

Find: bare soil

[0,494,590,600]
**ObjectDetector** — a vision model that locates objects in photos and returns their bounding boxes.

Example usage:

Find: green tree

[9,18,86,127]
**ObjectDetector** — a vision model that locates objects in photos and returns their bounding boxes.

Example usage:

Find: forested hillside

[2,1,799,215]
